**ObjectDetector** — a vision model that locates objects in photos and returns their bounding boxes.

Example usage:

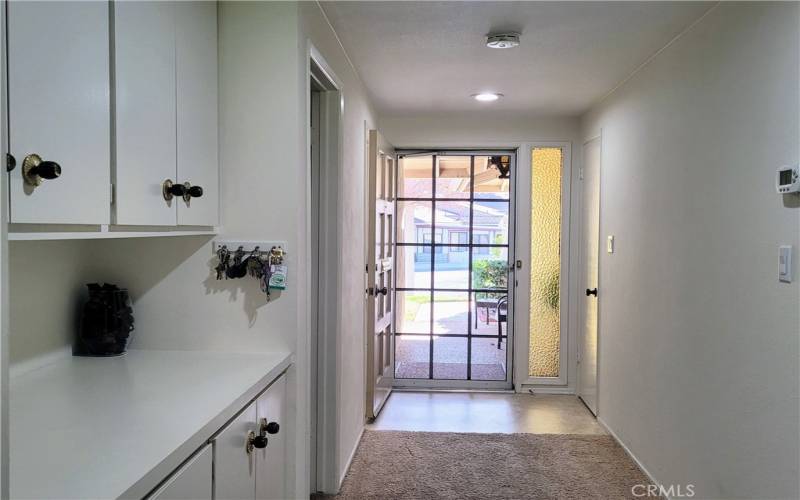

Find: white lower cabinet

[256,375,288,500]
[214,373,288,500]
[149,445,213,500]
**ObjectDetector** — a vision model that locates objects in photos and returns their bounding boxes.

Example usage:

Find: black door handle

[585,288,597,297]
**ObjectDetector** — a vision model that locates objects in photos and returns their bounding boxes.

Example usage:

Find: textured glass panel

[396,201,432,244]
[433,336,467,380]
[472,200,509,245]
[471,337,507,380]
[395,335,430,379]
[398,155,433,198]
[396,245,430,289]
[529,148,562,378]
[435,156,471,198]
[396,291,430,334]
[432,291,469,335]
[474,156,510,199]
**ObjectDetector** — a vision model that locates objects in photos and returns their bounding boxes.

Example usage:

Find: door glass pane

[433,337,467,380]
[472,247,508,291]
[396,245,429,289]
[396,201,431,244]
[432,291,469,335]
[433,248,469,289]
[474,155,510,199]
[395,291,430,334]
[472,291,508,337]
[528,148,563,378]
[472,201,509,245]
[435,156,471,198]
[395,335,430,379]
[398,155,433,198]
[471,337,507,381]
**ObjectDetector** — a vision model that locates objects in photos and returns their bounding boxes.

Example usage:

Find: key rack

[213,240,288,299]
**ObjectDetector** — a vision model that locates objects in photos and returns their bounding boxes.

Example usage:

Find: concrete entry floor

[366,391,606,435]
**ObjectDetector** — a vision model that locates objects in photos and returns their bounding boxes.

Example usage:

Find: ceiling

[320,1,713,116]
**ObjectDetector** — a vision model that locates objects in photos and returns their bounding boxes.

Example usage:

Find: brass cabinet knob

[22,154,61,186]
[162,179,186,201]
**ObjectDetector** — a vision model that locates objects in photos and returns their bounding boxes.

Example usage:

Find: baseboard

[597,416,667,498]
[517,385,575,395]
[338,425,365,491]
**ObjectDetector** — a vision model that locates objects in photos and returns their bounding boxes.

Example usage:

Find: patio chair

[496,295,507,349]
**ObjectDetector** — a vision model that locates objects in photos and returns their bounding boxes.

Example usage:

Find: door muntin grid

[394,153,514,384]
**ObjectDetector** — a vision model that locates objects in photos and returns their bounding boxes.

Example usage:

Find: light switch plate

[779,245,792,283]
[607,235,614,254]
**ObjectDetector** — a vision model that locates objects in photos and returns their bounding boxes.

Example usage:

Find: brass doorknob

[162,179,186,201]
[22,154,61,186]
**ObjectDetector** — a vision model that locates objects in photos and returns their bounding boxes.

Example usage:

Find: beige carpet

[322,430,656,499]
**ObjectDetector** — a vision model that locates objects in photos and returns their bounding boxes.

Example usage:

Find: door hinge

[110,184,115,205]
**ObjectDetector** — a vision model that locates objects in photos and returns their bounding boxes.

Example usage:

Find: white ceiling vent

[486,33,520,49]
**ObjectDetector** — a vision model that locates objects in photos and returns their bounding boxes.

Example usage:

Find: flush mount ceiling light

[486,33,520,49]
[472,92,503,102]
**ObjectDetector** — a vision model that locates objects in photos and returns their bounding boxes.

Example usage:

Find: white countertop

[10,349,293,500]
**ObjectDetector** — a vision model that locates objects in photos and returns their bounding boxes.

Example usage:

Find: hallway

[329,393,653,499]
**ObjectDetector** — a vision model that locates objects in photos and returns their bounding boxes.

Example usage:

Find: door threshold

[391,387,516,394]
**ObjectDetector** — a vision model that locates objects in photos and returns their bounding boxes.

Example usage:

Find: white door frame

[305,42,343,495]
[513,142,574,389]
[0,3,10,495]
[391,149,516,390]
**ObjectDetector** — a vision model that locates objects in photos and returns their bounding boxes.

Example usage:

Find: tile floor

[366,391,606,435]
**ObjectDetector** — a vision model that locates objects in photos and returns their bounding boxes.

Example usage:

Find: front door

[578,137,601,415]
[365,129,395,419]
[393,151,515,389]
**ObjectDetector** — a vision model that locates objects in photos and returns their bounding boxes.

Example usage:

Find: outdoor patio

[395,298,508,381]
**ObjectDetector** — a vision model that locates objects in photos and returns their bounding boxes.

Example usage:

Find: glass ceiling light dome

[472,93,503,102]
[486,33,520,49]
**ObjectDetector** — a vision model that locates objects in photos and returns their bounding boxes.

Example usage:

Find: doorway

[577,137,600,415]
[393,151,515,389]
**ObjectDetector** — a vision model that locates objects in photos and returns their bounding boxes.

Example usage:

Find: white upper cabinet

[114,1,178,226]
[7,1,111,224]
[176,1,219,226]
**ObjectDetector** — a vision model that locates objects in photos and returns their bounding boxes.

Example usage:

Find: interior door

[7,0,111,224]
[578,137,601,415]
[365,129,395,419]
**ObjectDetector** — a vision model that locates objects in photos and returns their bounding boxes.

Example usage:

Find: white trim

[597,416,667,498]
[306,41,343,496]
[9,347,72,379]
[513,142,574,389]
[516,384,575,395]
[337,426,364,491]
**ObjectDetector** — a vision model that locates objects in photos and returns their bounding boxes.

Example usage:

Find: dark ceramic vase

[77,283,135,356]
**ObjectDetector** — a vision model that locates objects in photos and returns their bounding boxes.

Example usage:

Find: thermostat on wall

[776,165,799,194]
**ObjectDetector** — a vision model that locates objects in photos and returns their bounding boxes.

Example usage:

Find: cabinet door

[176,1,219,226]
[214,400,257,500]
[255,375,288,500]
[114,1,177,226]
[7,1,110,224]
[148,445,212,500]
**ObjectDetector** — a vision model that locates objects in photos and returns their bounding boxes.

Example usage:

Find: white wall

[380,113,578,149]
[297,2,379,491]
[581,3,799,498]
